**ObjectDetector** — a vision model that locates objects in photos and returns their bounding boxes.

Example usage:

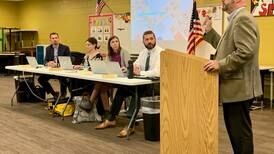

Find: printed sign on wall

[251,0,274,16]
[88,14,114,42]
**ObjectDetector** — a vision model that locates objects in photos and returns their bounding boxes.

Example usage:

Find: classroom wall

[17,0,130,52]
[198,0,274,65]
[256,17,274,65]
[0,2,19,28]
[2,0,273,62]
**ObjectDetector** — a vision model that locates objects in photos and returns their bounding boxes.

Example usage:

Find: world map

[131,0,193,41]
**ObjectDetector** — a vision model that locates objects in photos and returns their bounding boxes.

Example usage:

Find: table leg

[260,70,265,110]
[127,86,139,140]
[270,72,273,110]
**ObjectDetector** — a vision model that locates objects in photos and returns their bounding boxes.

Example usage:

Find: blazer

[204,8,262,103]
[45,43,71,63]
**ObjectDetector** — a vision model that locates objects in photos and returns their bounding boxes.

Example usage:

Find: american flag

[186,1,204,55]
[96,0,106,15]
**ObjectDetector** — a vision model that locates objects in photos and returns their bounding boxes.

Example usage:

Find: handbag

[78,95,92,110]
[72,96,102,124]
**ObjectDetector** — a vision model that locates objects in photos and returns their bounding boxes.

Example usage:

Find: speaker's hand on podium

[204,60,219,72]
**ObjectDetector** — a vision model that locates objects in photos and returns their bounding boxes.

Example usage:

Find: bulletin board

[88,14,114,43]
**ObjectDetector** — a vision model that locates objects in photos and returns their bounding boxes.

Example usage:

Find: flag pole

[104,1,115,14]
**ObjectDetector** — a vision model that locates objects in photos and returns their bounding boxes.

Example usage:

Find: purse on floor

[72,96,102,124]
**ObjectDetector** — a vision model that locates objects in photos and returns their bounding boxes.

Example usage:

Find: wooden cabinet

[3,29,38,56]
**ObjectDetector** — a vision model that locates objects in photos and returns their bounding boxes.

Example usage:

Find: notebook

[26,56,43,68]
[58,56,74,70]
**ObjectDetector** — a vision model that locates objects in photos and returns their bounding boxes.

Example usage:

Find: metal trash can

[141,96,160,141]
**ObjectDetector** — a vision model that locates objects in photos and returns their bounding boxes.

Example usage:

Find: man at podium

[203,0,262,153]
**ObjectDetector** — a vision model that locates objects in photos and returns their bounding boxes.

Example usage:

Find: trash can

[141,96,160,141]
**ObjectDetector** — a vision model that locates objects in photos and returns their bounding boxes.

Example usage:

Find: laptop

[90,61,125,77]
[89,61,110,74]
[26,56,43,68]
[58,56,74,70]
[107,61,125,77]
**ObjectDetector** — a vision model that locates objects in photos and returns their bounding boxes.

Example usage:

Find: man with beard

[95,30,163,137]
[203,0,261,153]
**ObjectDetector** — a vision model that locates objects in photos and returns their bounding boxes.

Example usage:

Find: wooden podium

[160,49,219,154]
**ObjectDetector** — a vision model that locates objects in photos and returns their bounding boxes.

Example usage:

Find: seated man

[95,30,163,137]
[38,32,70,99]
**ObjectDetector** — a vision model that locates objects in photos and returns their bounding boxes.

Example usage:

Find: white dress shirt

[134,45,163,77]
[227,7,245,23]
[53,45,58,63]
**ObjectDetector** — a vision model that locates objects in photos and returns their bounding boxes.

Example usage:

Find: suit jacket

[204,8,262,103]
[45,43,71,63]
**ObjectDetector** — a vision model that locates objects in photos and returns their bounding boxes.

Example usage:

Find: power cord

[11,83,20,106]
[22,71,47,102]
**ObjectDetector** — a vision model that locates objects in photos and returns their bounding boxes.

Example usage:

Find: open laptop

[26,56,43,68]
[107,61,125,77]
[58,56,74,70]
[89,61,110,74]
[90,61,125,77]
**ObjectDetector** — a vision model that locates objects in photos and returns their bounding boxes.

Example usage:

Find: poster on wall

[88,14,114,43]
[251,0,274,16]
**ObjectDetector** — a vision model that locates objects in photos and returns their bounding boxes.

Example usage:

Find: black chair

[70,51,85,65]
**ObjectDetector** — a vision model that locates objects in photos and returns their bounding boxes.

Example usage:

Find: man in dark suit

[38,32,71,98]
[203,0,262,153]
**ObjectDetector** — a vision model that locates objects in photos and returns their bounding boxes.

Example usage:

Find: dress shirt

[227,7,245,23]
[53,45,58,63]
[134,45,163,77]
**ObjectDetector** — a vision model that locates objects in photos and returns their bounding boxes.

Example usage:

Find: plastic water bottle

[83,59,89,70]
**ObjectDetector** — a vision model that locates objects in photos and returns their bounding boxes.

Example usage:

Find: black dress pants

[38,75,68,96]
[223,99,254,154]
[109,83,160,121]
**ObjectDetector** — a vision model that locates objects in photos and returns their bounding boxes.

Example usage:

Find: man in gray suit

[203,0,262,153]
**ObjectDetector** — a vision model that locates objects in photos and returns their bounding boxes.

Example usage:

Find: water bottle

[127,60,134,79]
[83,58,89,70]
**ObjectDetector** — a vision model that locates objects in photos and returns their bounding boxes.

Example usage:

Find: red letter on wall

[267,3,274,15]
[259,3,268,16]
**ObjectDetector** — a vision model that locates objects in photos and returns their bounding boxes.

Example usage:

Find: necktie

[54,47,58,63]
[145,52,150,71]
